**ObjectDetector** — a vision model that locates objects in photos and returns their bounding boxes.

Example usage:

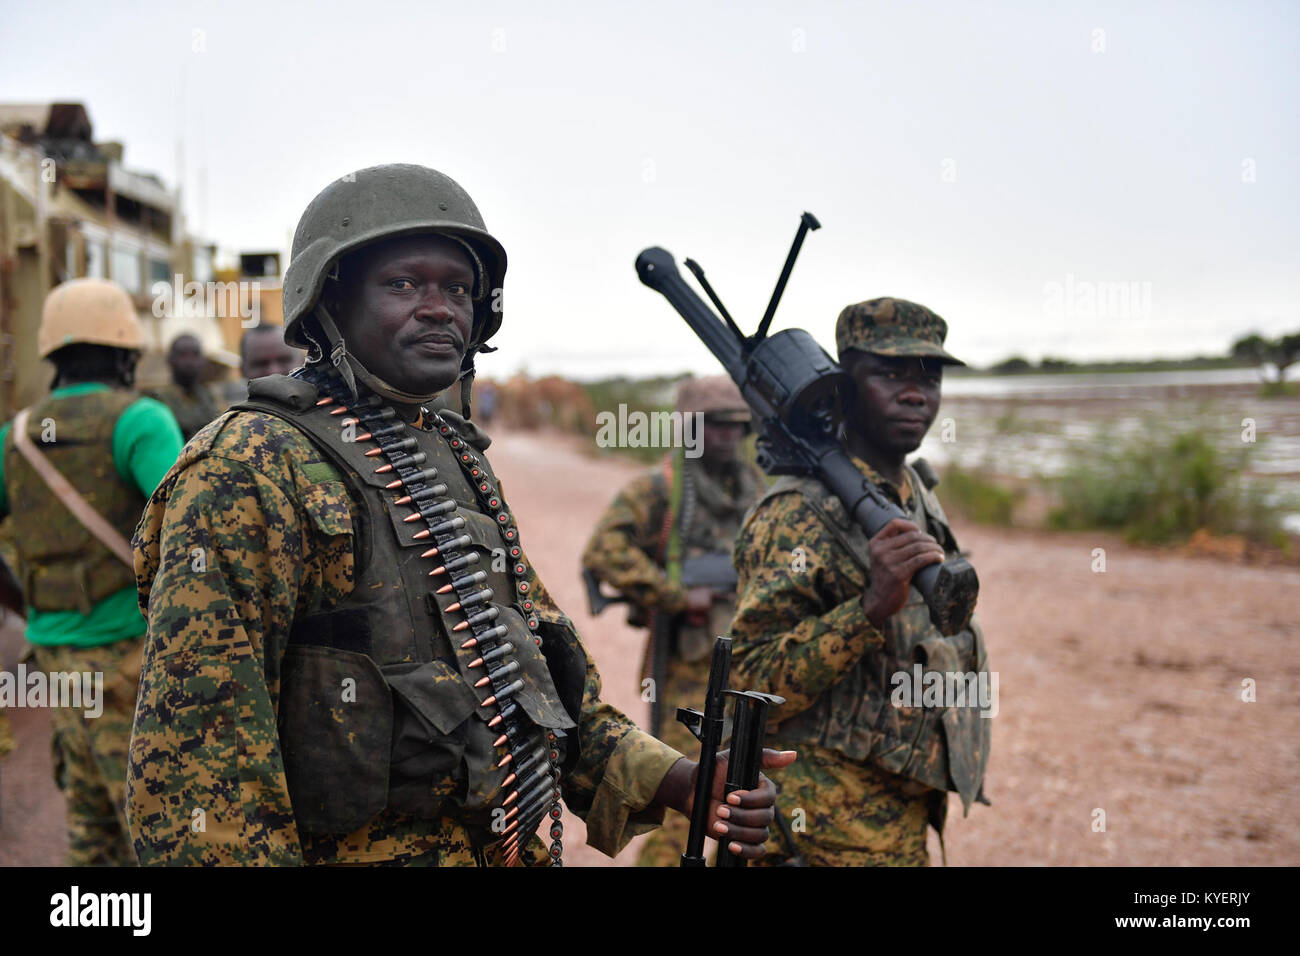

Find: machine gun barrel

[636,248,746,378]
[635,223,980,636]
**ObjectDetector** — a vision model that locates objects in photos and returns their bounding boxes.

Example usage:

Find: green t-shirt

[0,383,184,646]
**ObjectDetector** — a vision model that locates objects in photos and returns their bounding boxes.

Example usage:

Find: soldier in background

[730,298,991,866]
[146,333,224,441]
[582,376,765,865]
[0,278,183,864]
[222,324,304,405]
[0,557,23,775]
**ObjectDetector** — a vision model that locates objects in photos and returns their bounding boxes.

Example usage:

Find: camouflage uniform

[144,381,224,441]
[29,636,143,864]
[0,707,13,760]
[1,384,182,865]
[581,377,763,866]
[127,379,685,866]
[730,298,990,867]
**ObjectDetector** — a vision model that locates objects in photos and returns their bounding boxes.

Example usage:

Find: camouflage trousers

[30,636,143,866]
[0,706,13,759]
[636,653,710,867]
[757,742,933,867]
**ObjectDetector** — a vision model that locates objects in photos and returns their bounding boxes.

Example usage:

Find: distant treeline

[971,355,1245,376]
[979,330,1299,378]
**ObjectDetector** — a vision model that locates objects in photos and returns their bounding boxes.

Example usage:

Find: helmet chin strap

[312,301,455,407]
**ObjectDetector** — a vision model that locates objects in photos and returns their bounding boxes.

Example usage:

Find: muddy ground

[2,425,1296,866]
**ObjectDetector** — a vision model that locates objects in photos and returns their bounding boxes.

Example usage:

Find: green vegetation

[978,355,1244,376]
[940,464,1023,526]
[977,329,1300,381]
[1048,423,1293,548]
[581,373,686,463]
[1231,332,1300,385]
[1259,380,1299,398]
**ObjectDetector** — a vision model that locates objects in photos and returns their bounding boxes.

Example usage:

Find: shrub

[1048,423,1292,546]
[940,464,1022,526]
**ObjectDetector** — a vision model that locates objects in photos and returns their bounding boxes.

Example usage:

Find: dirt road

[3,426,1296,866]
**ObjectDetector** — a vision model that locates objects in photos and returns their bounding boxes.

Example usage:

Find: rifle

[634,215,979,636]
[676,636,783,867]
[582,554,740,738]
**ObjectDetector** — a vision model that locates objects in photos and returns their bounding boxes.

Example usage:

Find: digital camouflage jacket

[730,455,990,813]
[127,379,682,866]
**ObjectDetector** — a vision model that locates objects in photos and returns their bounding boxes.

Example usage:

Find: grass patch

[1048,423,1293,547]
[939,464,1023,526]
[1259,380,1298,398]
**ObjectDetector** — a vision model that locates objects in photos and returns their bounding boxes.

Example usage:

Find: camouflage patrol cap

[675,375,750,423]
[835,298,965,366]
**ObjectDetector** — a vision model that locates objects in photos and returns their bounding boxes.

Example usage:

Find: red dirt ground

[2,425,1295,866]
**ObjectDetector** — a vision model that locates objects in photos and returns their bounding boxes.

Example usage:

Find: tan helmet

[38,278,143,359]
[674,375,750,423]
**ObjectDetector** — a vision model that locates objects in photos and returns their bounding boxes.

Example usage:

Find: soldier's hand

[703,748,798,859]
[861,517,945,626]
[658,748,798,859]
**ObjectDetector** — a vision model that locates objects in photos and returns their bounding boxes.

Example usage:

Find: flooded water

[918,369,1300,533]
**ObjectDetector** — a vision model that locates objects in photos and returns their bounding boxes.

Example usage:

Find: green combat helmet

[282,164,508,413]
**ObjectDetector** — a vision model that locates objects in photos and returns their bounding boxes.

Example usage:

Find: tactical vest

[755,465,991,813]
[653,455,758,662]
[3,389,144,615]
[235,370,583,863]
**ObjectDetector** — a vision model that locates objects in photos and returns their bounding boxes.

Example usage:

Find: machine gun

[677,636,783,868]
[634,215,978,636]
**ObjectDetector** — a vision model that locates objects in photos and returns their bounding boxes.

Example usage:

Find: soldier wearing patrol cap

[730,297,992,866]
[581,375,766,865]
[126,165,793,867]
[0,278,183,864]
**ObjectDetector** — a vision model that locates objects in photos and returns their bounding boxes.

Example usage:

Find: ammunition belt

[303,366,564,867]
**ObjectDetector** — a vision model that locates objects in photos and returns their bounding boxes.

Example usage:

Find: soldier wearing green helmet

[729,296,992,866]
[126,164,793,867]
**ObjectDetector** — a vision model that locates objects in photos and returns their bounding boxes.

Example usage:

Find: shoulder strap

[756,474,874,574]
[11,408,134,569]
[659,452,683,586]
[903,463,960,554]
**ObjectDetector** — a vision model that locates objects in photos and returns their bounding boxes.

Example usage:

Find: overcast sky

[3,0,1296,378]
